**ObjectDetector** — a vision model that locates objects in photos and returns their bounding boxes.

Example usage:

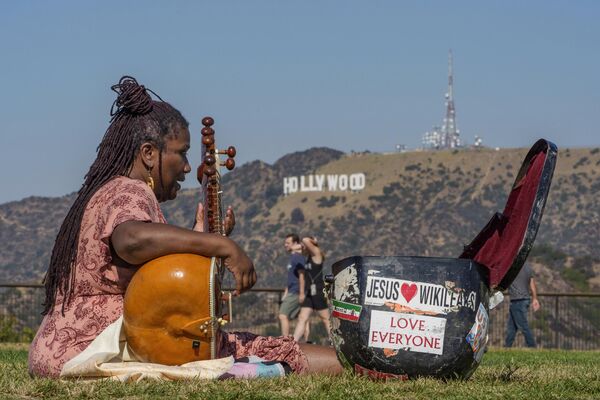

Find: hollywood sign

[283,173,366,195]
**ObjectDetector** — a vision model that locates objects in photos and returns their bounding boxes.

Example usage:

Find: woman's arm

[298,270,306,304]
[302,237,323,264]
[111,220,256,294]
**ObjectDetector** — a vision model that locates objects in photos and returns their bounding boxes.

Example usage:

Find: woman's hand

[302,236,318,247]
[193,202,205,232]
[193,203,248,293]
[222,238,257,295]
[301,236,322,263]
[291,242,303,254]
[224,206,235,236]
[193,203,236,236]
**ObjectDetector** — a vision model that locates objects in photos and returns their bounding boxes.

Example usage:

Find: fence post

[554,296,559,349]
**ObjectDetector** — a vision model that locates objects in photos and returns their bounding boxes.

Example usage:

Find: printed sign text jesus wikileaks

[364,276,476,315]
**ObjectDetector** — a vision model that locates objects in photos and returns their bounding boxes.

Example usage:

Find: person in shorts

[293,236,330,342]
[278,233,308,338]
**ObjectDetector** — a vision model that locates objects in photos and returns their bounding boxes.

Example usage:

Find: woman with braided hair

[28,76,341,378]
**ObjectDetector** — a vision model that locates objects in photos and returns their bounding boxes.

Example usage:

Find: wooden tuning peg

[204,166,217,176]
[204,154,216,166]
[218,146,236,158]
[202,135,214,146]
[223,158,235,170]
[202,116,214,127]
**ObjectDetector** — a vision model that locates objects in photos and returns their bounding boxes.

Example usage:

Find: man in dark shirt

[278,233,306,336]
[505,263,540,348]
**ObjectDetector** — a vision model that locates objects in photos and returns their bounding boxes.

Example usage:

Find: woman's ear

[139,142,157,169]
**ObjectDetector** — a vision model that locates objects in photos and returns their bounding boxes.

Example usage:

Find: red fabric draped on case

[460,139,556,289]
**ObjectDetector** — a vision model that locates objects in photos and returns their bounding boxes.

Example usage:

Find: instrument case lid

[459,139,557,290]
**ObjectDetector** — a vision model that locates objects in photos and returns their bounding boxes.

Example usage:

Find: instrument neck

[207,171,224,236]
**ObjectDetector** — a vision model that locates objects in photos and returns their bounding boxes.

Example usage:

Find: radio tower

[441,50,460,148]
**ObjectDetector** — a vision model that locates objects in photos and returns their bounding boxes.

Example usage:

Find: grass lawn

[1,343,598,399]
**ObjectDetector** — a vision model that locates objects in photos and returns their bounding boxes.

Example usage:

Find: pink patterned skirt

[221,331,308,374]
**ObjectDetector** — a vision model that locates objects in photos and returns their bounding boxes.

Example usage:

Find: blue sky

[1,1,599,203]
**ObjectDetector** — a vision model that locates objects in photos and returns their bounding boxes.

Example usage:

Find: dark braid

[42,76,188,315]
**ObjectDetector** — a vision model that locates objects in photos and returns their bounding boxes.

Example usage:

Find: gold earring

[146,170,155,190]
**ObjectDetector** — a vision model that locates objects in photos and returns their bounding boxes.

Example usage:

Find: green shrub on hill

[0,316,34,343]
[561,268,589,291]
[291,207,305,223]
[529,243,567,265]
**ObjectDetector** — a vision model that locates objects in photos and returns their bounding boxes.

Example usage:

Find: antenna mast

[441,50,460,148]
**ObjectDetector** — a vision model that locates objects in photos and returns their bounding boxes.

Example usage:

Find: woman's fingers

[236,268,255,295]
[235,273,243,296]
[223,240,255,295]
[242,271,250,294]
[224,206,235,236]
[193,202,204,232]
[197,204,234,235]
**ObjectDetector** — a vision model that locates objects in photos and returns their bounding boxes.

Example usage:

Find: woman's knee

[297,309,312,322]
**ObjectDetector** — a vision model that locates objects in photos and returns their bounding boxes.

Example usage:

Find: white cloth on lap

[60,316,234,382]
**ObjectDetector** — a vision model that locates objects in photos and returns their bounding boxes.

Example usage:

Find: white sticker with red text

[368,310,446,355]
[364,276,476,315]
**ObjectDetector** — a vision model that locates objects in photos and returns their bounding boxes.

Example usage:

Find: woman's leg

[298,343,343,375]
[279,313,290,336]
[304,319,310,342]
[316,308,331,337]
[293,307,313,341]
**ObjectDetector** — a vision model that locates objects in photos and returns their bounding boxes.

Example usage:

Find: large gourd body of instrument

[123,117,236,365]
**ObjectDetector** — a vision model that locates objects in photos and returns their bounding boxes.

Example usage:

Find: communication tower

[422,50,462,149]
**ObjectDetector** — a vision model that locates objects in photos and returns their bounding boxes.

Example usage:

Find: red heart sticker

[401,283,417,303]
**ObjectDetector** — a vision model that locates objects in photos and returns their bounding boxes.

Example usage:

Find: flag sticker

[332,299,362,322]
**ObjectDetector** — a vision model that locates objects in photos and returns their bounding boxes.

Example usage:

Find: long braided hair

[42,76,188,315]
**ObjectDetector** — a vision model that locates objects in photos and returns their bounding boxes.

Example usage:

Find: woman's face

[155,126,191,202]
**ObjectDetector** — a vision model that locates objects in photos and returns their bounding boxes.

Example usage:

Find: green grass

[1,344,599,399]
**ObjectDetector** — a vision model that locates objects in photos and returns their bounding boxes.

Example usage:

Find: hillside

[1,145,599,293]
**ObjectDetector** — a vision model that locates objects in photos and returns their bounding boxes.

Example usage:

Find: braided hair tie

[110,76,164,117]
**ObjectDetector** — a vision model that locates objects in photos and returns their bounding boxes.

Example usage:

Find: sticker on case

[332,299,362,322]
[364,276,476,315]
[368,310,446,355]
[354,363,408,381]
[466,303,489,362]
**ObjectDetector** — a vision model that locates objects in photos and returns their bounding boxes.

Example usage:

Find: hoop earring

[146,169,155,190]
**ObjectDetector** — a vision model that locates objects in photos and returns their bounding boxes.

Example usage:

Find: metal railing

[487,292,600,349]
[1,284,599,349]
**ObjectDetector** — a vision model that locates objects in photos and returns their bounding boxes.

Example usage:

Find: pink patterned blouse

[28,176,166,377]
[28,176,308,378]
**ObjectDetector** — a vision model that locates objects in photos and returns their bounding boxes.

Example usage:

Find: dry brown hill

[1,145,599,293]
